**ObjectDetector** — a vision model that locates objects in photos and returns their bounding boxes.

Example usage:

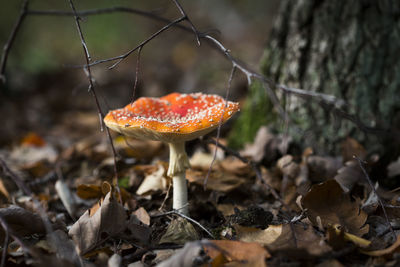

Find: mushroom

[104,92,239,215]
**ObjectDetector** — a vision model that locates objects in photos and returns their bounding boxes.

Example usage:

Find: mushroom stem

[167,142,190,215]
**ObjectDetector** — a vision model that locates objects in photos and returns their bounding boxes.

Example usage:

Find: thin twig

[171,0,201,46]
[0,215,8,267]
[204,66,236,189]
[67,0,120,190]
[131,46,142,104]
[354,155,396,239]
[0,0,29,83]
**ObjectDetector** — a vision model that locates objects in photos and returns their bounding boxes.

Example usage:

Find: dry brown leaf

[219,156,252,176]
[189,151,218,169]
[20,132,46,147]
[334,160,364,192]
[159,218,199,245]
[114,136,163,160]
[0,205,46,243]
[302,179,369,236]
[133,207,150,226]
[341,137,367,162]
[240,126,289,164]
[69,192,127,254]
[204,239,270,267]
[76,184,103,199]
[157,241,205,267]
[307,155,342,182]
[277,155,300,179]
[186,169,246,192]
[235,224,331,256]
[136,163,168,195]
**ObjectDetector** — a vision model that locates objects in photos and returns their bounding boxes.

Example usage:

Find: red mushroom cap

[104,92,240,143]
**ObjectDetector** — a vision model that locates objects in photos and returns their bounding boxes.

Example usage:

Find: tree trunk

[233,0,400,155]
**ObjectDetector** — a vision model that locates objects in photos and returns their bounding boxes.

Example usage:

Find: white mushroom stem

[167,142,190,215]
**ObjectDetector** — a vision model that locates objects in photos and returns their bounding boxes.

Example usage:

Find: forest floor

[1,82,400,267]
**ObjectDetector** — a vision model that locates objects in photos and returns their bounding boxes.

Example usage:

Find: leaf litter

[1,125,400,266]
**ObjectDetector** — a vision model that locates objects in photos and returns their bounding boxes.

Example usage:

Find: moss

[228,80,276,149]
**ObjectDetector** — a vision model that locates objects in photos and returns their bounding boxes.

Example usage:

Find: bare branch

[131,46,142,103]
[67,0,119,187]
[171,0,201,46]
[0,0,29,83]
[88,16,187,69]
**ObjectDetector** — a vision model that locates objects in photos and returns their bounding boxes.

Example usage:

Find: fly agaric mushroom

[104,92,239,215]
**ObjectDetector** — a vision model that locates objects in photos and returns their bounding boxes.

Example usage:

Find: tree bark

[234,0,400,155]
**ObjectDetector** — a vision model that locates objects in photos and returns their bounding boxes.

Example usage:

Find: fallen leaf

[157,241,206,267]
[20,132,46,147]
[334,160,364,192]
[159,218,199,245]
[76,184,103,199]
[189,150,218,169]
[307,156,342,182]
[341,137,366,162]
[277,155,300,179]
[0,205,46,243]
[235,224,331,256]
[133,207,150,226]
[136,163,168,195]
[69,191,127,254]
[302,179,369,236]
[219,156,252,176]
[240,126,288,164]
[186,169,246,192]
[114,136,163,160]
[204,239,270,267]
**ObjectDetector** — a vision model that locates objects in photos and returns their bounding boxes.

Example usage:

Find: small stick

[67,0,120,194]
[0,0,29,83]
[171,0,201,46]
[130,46,142,104]
[354,155,396,239]
[204,66,236,189]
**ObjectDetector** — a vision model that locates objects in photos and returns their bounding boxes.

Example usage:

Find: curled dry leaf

[240,126,290,164]
[136,163,168,195]
[0,205,46,242]
[302,179,369,236]
[235,224,331,256]
[334,160,364,192]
